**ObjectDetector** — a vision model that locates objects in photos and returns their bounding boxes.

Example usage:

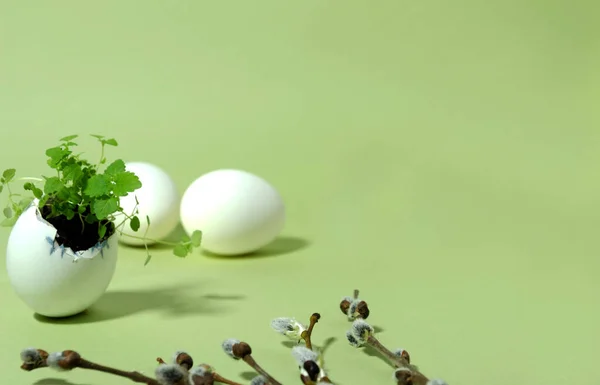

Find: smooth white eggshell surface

[118,162,180,246]
[6,202,118,317]
[180,169,285,255]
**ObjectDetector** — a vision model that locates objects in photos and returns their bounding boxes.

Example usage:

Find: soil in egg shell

[41,204,115,252]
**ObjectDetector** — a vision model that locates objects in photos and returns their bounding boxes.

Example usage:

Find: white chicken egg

[118,162,180,246]
[180,169,285,255]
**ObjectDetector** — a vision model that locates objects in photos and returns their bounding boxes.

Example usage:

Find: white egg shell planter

[5,200,118,318]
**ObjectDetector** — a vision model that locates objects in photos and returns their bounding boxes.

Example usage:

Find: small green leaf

[67,188,80,202]
[2,169,16,182]
[33,187,43,199]
[104,138,118,146]
[0,217,17,226]
[46,147,69,167]
[18,197,33,210]
[92,197,118,220]
[173,244,188,257]
[44,177,64,194]
[38,195,49,208]
[3,206,13,218]
[181,234,191,243]
[85,213,98,224]
[105,159,126,176]
[144,253,152,266]
[191,230,202,247]
[60,134,78,142]
[45,146,64,157]
[78,205,86,214]
[91,134,105,139]
[112,171,141,196]
[130,215,140,232]
[146,214,150,225]
[84,175,110,197]
[0,185,3,193]
[57,187,71,201]
[98,225,107,239]
[65,209,75,220]
[63,163,83,182]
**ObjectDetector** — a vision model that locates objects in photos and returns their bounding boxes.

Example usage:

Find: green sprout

[0,134,201,265]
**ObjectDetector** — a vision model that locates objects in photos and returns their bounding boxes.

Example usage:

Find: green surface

[1,1,599,384]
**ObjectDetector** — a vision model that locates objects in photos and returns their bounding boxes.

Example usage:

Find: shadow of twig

[317,336,337,356]
[33,378,91,385]
[281,340,299,348]
[239,371,258,381]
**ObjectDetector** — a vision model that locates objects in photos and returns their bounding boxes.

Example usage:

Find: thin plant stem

[97,142,105,168]
[78,359,160,385]
[366,335,429,385]
[117,231,178,246]
[301,314,320,350]
[242,355,282,385]
[213,373,243,385]
[5,183,17,206]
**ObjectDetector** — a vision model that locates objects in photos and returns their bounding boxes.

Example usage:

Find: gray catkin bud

[348,299,361,319]
[20,348,41,364]
[346,330,362,347]
[351,319,374,343]
[250,375,268,385]
[270,317,295,333]
[155,364,187,385]
[222,338,241,359]
[189,365,212,377]
[46,352,66,371]
[291,346,319,365]
[427,380,449,385]
[393,348,406,356]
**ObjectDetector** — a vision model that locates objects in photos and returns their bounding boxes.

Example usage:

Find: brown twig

[243,354,279,385]
[341,289,433,385]
[229,342,282,385]
[20,349,159,384]
[18,289,446,385]
[213,373,243,385]
[366,335,429,384]
[300,313,321,350]
[78,358,160,384]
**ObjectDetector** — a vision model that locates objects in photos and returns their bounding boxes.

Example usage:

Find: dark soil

[41,204,115,252]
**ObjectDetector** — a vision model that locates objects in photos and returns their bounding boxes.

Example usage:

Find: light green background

[1,1,599,384]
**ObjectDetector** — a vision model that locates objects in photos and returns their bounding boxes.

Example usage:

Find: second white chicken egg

[180,169,285,256]
[118,162,180,246]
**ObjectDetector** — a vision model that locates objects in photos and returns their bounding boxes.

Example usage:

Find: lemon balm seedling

[0,134,202,265]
